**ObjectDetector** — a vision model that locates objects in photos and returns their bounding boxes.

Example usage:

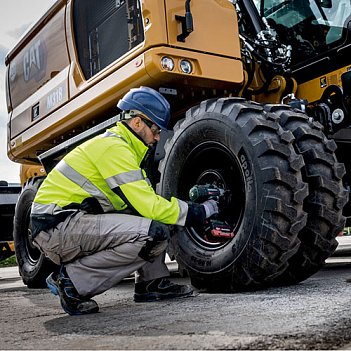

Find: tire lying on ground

[265,105,348,284]
[13,176,57,288]
[157,98,308,291]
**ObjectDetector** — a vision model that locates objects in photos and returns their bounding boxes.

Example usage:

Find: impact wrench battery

[205,220,235,238]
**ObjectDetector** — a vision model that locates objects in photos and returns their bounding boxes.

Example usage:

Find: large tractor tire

[158,98,308,291]
[13,177,57,288]
[265,105,348,284]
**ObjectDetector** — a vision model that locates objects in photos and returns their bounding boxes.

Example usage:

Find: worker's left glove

[138,239,168,262]
[138,221,171,262]
[201,199,219,218]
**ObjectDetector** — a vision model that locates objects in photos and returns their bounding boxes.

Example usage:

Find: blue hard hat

[117,86,171,130]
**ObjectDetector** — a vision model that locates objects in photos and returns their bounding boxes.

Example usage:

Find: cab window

[254,0,351,64]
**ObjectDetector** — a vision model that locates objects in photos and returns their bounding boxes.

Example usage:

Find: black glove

[138,221,170,262]
[138,239,168,262]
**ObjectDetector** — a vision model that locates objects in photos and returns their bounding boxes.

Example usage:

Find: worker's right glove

[201,199,219,218]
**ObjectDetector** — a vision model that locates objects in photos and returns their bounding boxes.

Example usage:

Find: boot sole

[46,274,59,296]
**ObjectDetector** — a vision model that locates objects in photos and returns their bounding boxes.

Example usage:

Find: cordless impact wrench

[189,184,235,240]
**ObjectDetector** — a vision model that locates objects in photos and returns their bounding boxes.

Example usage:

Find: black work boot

[134,277,193,302]
[46,267,99,315]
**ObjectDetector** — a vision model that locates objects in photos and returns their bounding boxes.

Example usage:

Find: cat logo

[23,39,47,82]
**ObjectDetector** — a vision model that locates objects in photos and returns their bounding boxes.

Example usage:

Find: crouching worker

[30,86,218,316]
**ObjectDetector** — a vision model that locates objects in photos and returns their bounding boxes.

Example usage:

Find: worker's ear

[130,116,142,131]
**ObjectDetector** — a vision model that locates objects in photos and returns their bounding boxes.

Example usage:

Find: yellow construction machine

[4,0,350,290]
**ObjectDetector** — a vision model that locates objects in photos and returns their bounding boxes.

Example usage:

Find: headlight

[161,57,174,71]
[180,60,192,74]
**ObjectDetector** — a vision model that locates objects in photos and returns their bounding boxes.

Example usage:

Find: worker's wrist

[185,202,206,227]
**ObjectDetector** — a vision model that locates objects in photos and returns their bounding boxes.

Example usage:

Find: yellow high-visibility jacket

[32,122,188,226]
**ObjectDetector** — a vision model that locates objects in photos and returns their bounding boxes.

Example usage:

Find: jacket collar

[108,122,149,164]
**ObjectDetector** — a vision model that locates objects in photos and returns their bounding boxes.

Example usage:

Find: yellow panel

[296,66,351,103]
[166,0,241,59]
[8,5,69,109]
[144,47,243,87]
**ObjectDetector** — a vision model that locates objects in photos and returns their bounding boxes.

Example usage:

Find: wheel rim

[24,203,41,265]
[178,141,246,249]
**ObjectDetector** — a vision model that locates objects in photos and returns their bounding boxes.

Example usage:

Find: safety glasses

[140,117,161,136]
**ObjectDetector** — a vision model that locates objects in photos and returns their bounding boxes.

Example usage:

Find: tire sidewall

[13,177,53,287]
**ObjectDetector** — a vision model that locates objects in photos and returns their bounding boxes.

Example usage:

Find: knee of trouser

[148,221,171,242]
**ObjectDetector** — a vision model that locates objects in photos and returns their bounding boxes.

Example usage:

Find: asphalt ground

[1,260,351,350]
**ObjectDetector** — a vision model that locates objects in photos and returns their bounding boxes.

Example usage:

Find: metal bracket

[176,15,190,42]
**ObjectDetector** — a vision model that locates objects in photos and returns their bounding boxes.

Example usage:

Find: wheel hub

[180,142,246,249]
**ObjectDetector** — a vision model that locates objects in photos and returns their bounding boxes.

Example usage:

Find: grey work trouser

[33,211,170,297]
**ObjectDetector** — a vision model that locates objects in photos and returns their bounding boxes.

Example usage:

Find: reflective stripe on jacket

[32,122,188,226]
